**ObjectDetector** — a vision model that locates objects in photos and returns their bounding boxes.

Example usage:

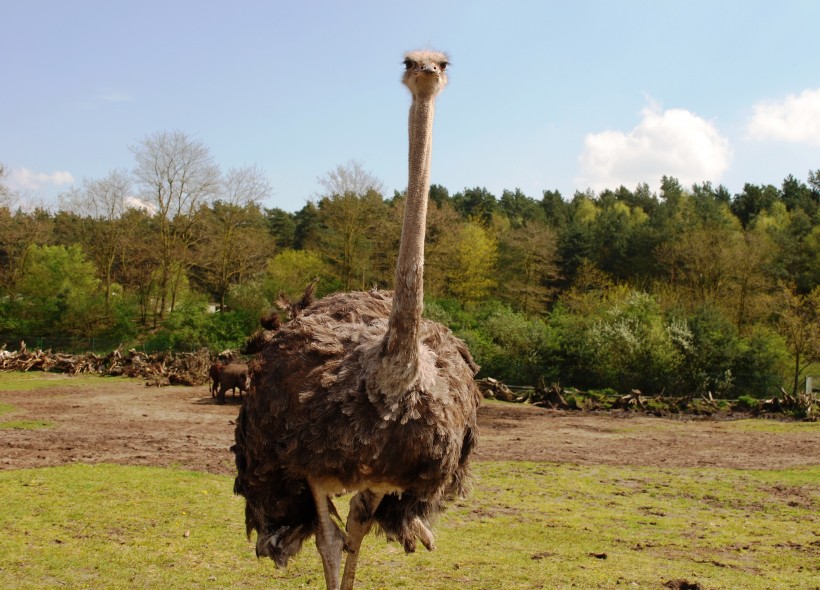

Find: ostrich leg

[341,491,384,590]
[309,480,347,590]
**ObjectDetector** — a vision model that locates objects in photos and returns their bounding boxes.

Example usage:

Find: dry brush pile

[477,377,818,421]
[0,342,214,387]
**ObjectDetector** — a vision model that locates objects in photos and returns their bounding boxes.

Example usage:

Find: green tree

[195,166,274,311]
[498,188,544,228]
[424,201,463,298]
[557,192,599,286]
[112,208,159,326]
[761,206,816,292]
[265,249,333,300]
[691,181,733,226]
[498,221,559,314]
[265,207,296,248]
[452,186,496,225]
[776,284,820,395]
[731,183,779,228]
[780,174,818,220]
[540,189,568,228]
[428,184,451,208]
[591,199,652,280]
[15,244,105,338]
[293,202,320,250]
[446,220,498,304]
[656,223,772,328]
[315,190,387,290]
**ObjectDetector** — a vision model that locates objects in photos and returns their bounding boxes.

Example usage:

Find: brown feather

[233,289,481,562]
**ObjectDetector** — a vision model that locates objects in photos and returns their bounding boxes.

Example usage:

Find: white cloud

[124,196,156,213]
[575,105,732,193]
[7,168,75,191]
[97,88,134,102]
[746,88,820,146]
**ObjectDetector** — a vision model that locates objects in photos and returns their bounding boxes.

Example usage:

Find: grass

[0,372,131,392]
[0,463,817,589]
[0,418,53,429]
[0,397,52,430]
[722,419,820,433]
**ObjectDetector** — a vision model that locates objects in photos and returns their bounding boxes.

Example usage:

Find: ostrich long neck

[382,94,436,364]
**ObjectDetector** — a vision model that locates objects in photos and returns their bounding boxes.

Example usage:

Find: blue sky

[2,0,820,212]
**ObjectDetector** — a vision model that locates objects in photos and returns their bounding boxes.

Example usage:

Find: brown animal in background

[232,50,481,590]
[209,362,223,397]
[216,363,249,404]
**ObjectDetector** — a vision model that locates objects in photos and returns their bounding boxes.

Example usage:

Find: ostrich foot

[309,480,347,590]
[341,490,384,590]
[402,517,436,553]
[411,517,436,551]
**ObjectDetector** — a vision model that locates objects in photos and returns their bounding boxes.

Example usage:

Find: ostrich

[232,50,481,590]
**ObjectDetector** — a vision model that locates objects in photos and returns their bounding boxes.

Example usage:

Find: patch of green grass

[0,419,53,430]
[721,419,820,433]
[0,401,52,429]
[0,372,131,391]
[0,463,817,589]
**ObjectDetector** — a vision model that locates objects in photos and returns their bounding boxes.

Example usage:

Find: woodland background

[2,130,819,398]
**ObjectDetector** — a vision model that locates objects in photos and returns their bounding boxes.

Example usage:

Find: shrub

[553,289,691,394]
[734,395,760,411]
[143,297,256,353]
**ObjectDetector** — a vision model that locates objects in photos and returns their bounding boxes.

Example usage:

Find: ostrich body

[232,51,481,590]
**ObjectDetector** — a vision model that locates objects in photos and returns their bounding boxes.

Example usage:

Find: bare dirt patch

[1,380,818,475]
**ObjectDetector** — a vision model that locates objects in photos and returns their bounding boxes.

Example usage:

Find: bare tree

[0,207,53,298]
[0,163,11,209]
[58,170,133,313]
[316,159,385,199]
[130,130,220,323]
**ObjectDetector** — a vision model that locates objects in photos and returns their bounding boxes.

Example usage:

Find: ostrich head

[402,50,449,98]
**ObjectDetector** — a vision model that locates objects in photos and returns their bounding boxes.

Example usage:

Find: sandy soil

[1,378,818,475]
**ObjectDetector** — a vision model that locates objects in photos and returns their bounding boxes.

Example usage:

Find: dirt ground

[1,378,818,475]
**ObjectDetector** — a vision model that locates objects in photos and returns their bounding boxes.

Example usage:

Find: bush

[679,305,742,397]
[734,395,760,411]
[552,289,691,394]
[143,298,257,353]
[681,308,789,398]
[428,300,559,386]
[732,326,790,398]
[482,307,559,385]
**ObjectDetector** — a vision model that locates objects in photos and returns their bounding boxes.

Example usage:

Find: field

[1,373,818,589]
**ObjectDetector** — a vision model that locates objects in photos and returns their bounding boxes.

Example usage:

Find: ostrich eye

[439,61,448,71]
[404,59,414,70]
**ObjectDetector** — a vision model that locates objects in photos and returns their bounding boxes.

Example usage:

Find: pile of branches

[755,387,818,421]
[0,342,214,387]
[477,377,818,421]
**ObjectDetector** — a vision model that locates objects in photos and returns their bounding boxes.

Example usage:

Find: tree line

[1,131,819,397]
